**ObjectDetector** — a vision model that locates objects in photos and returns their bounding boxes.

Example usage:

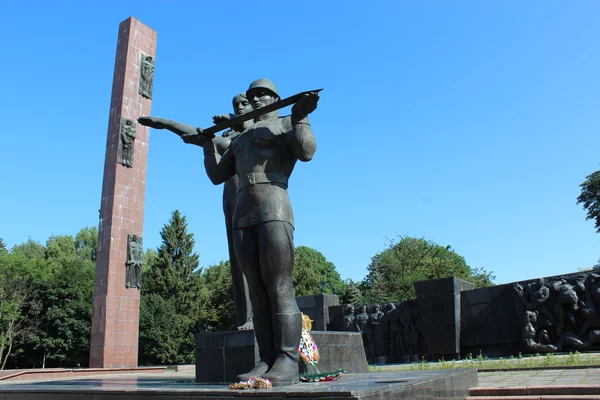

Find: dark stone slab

[297,294,340,331]
[0,369,478,400]
[301,332,369,374]
[460,283,521,356]
[195,330,258,383]
[196,330,367,384]
[415,277,473,359]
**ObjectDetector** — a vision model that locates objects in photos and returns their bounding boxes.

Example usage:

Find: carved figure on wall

[138,93,255,330]
[125,234,143,289]
[581,273,600,336]
[382,303,403,360]
[401,302,420,362]
[355,306,373,362]
[549,278,581,338]
[559,331,600,350]
[514,279,554,330]
[522,310,557,352]
[138,54,154,99]
[118,118,136,167]
[343,306,356,331]
[370,304,385,358]
[512,272,600,354]
[412,302,426,357]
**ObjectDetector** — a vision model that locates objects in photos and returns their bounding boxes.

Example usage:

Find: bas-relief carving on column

[138,54,154,99]
[118,118,136,167]
[126,234,143,289]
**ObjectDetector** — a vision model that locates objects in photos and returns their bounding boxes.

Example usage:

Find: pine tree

[139,210,202,365]
[342,280,362,305]
[143,210,201,313]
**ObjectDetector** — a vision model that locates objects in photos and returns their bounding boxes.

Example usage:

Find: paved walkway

[478,368,600,387]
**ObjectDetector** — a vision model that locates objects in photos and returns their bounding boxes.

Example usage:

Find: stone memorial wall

[315,270,600,363]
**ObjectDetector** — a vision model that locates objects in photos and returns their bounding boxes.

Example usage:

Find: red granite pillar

[90,17,157,368]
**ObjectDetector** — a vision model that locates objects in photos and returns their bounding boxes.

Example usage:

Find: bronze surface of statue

[125,234,143,289]
[343,306,357,332]
[118,118,136,167]
[581,273,600,335]
[522,310,557,353]
[370,304,385,358]
[355,306,373,362]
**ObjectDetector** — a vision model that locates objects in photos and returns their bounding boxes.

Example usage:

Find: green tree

[341,279,362,305]
[577,168,600,233]
[292,246,346,297]
[468,266,496,288]
[74,226,98,261]
[139,210,203,365]
[35,232,95,368]
[360,236,494,302]
[139,293,192,365]
[1,229,97,369]
[0,239,47,369]
[198,261,236,332]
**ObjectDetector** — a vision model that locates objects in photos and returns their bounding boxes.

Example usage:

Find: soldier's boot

[263,312,302,386]
[237,313,275,381]
[237,360,272,382]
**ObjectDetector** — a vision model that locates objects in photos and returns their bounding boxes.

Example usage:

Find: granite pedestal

[299,332,369,374]
[0,369,478,400]
[195,330,259,384]
[195,331,368,383]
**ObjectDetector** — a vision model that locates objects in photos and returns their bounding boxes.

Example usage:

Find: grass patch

[369,351,600,372]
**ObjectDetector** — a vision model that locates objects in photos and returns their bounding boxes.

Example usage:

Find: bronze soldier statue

[186,78,319,386]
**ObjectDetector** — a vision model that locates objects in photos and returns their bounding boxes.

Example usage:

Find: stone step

[468,385,600,399]
[466,396,600,400]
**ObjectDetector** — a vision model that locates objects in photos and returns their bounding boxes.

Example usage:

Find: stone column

[90,17,157,368]
[414,277,474,361]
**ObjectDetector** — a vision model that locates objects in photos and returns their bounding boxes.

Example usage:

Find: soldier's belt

[238,172,289,191]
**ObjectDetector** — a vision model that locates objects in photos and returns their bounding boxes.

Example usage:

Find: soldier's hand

[137,116,166,129]
[213,114,233,124]
[196,127,215,139]
[181,130,208,146]
[292,92,320,118]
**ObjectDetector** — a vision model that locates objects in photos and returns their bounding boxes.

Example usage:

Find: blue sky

[1,1,599,285]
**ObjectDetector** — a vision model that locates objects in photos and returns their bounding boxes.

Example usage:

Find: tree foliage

[197,261,236,332]
[293,246,346,297]
[341,279,362,305]
[0,242,43,369]
[0,230,96,369]
[139,210,202,365]
[34,234,95,368]
[577,169,600,233]
[360,236,494,303]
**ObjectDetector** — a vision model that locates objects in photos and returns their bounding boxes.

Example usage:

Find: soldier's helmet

[247,78,279,99]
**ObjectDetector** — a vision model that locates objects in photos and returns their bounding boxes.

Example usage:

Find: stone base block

[300,331,368,374]
[196,331,368,383]
[195,330,258,383]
